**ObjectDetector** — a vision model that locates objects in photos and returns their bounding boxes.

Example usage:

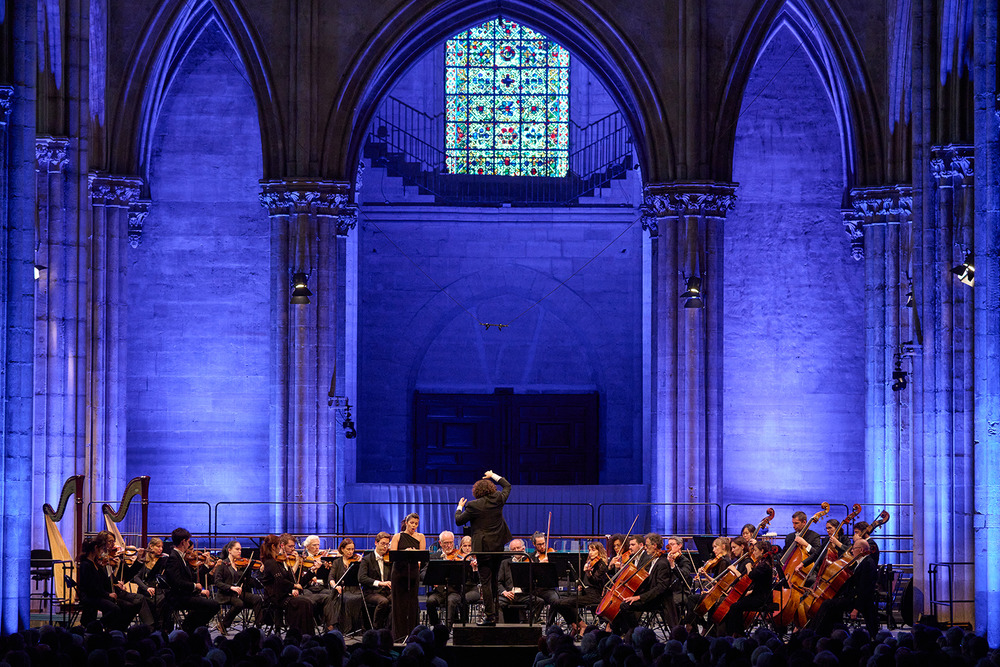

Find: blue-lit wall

[722,27,865,530]
[124,23,270,536]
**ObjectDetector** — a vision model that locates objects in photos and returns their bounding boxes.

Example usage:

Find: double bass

[774,503,830,626]
[693,508,774,623]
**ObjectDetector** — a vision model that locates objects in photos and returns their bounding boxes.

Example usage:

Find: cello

[774,503,830,626]
[693,508,774,623]
[595,515,645,624]
[795,510,890,626]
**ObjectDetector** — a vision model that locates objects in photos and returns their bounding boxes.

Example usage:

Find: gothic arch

[109,0,284,180]
[712,0,885,191]
[323,0,674,192]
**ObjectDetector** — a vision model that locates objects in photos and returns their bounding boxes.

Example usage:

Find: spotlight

[681,276,704,309]
[33,265,46,280]
[951,254,974,286]
[290,272,312,304]
[891,360,908,391]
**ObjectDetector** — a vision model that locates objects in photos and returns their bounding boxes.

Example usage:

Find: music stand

[510,562,559,627]
[692,536,716,563]
[333,561,361,588]
[387,550,430,567]
[424,560,467,625]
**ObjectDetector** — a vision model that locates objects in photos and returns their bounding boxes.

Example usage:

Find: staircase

[364,96,634,205]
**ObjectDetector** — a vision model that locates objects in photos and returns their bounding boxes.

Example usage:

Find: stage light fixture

[951,254,974,286]
[290,272,312,304]
[891,360,908,392]
[681,276,704,309]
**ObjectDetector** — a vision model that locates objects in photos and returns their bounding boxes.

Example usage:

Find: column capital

[259,178,352,216]
[843,184,913,261]
[88,173,143,207]
[930,144,974,185]
[336,207,358,237]
[640,181,738,236]
[128,201,151,248]
[0,86,12,127]
[36,136,70,173]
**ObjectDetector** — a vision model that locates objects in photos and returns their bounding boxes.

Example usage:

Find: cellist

[722,539,775,636]
[811,539,878,636]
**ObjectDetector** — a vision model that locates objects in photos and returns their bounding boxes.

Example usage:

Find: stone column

[973,0,1000,643]
[260,179,352,534]
[643,182,736,535]
[845,185,913,562]
[86,174,141,512]
[32,136,83,547]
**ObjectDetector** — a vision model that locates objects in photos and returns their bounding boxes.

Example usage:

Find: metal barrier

[341,501,595,536]
[723,502,851,536]
[88,501,212,540]
[929,561,975,627]
[597,503,723,536]
[214,501,340,538]
[856,503,915,565]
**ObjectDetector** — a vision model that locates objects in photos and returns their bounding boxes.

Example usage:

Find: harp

[102,475,150,549]
[42,474,85,604]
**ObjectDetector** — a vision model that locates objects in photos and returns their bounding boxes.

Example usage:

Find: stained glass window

[445,18,570,177]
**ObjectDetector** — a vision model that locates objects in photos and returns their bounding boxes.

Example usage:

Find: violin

[444,549,463,561]
[343,553,362,564]
[232,557,263,571]
[185,550,217,568]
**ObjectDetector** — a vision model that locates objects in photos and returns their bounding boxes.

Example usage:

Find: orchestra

[59,484,894,641]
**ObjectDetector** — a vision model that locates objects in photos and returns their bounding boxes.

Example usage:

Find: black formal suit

[162,549,220,632]
[611,553,674,634]
[455,475,512,620]
[813,554,878,636]
[77,558,141,630]
[496,556,537,623]
[261,556,315,634]
[358,551,393,629]
[784,529,823,561]
[213,560,262,631]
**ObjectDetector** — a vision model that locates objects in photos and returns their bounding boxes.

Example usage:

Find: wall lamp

[681,276,704,309]
[951,254,974,287]
[290,272,312,304]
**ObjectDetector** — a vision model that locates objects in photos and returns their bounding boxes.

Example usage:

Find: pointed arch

[712,0,884,190]
[322,0,674,192]
[109,0,283,180]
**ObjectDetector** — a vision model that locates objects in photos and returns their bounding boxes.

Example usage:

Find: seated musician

[729,537,752,575]
[358,532,393,629]
[811,539,878,636]
[609,535,643,574]
[662,535,695,626]
[96,531,154,628]
[77,534,142,630]
[425,530,463,626]
[260,533,314,634]
[722,539,775,636]
[853,521,880,566]
[329,537,366,634]
[213,540,262,635]
[610,533,673,635]
[550,541,608,637]
[300,535,337,631]
[497,539,535,623]
[132,537,168,630]
[529,531,560,625]
[796,519,848,584]
[163,527,220,633]
[459,535,481,621]
[785,511,823,562]
[683,537,732,633]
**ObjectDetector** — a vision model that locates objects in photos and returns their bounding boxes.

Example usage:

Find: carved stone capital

[36,136,70,173]
[336,207,358,236]
[89,173,143,207]
[843,184,913,260]
[128,201,151,248]
[640,182,738,237]
[930,144,974,185]
[259,178,352,217]
[0,86,13,127]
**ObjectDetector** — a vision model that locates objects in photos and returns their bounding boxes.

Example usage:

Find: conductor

[455,470,512,626]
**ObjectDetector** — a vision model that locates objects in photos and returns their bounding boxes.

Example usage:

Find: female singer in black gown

[389,512,426,640]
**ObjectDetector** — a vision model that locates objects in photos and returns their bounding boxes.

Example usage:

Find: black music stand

[424,560,467,625]
[510,562,559,627]
[333,561,361,588]
[387,550,430,567]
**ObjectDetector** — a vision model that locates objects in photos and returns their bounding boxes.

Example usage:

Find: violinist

[606,534,625,566]
[497,539,534,623]
[458,535,480,622]
[425,530,463,627]
[389,513,426,639]
[609,535,643,574]
[611,533,673,635]
[132,537,168,630]
[722,539,774,636]
[163,527,220,633]
[213,541,262,635]
[97,531,155,627]
[359,531,393,629]
[300,535,337,631]
[329,537,366,634]
[550,541,608,637]
[662,536,695,627]
[811,539,878,636]
[529,532,560,625]
[261,533,314,634]
[76,534,142,630]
